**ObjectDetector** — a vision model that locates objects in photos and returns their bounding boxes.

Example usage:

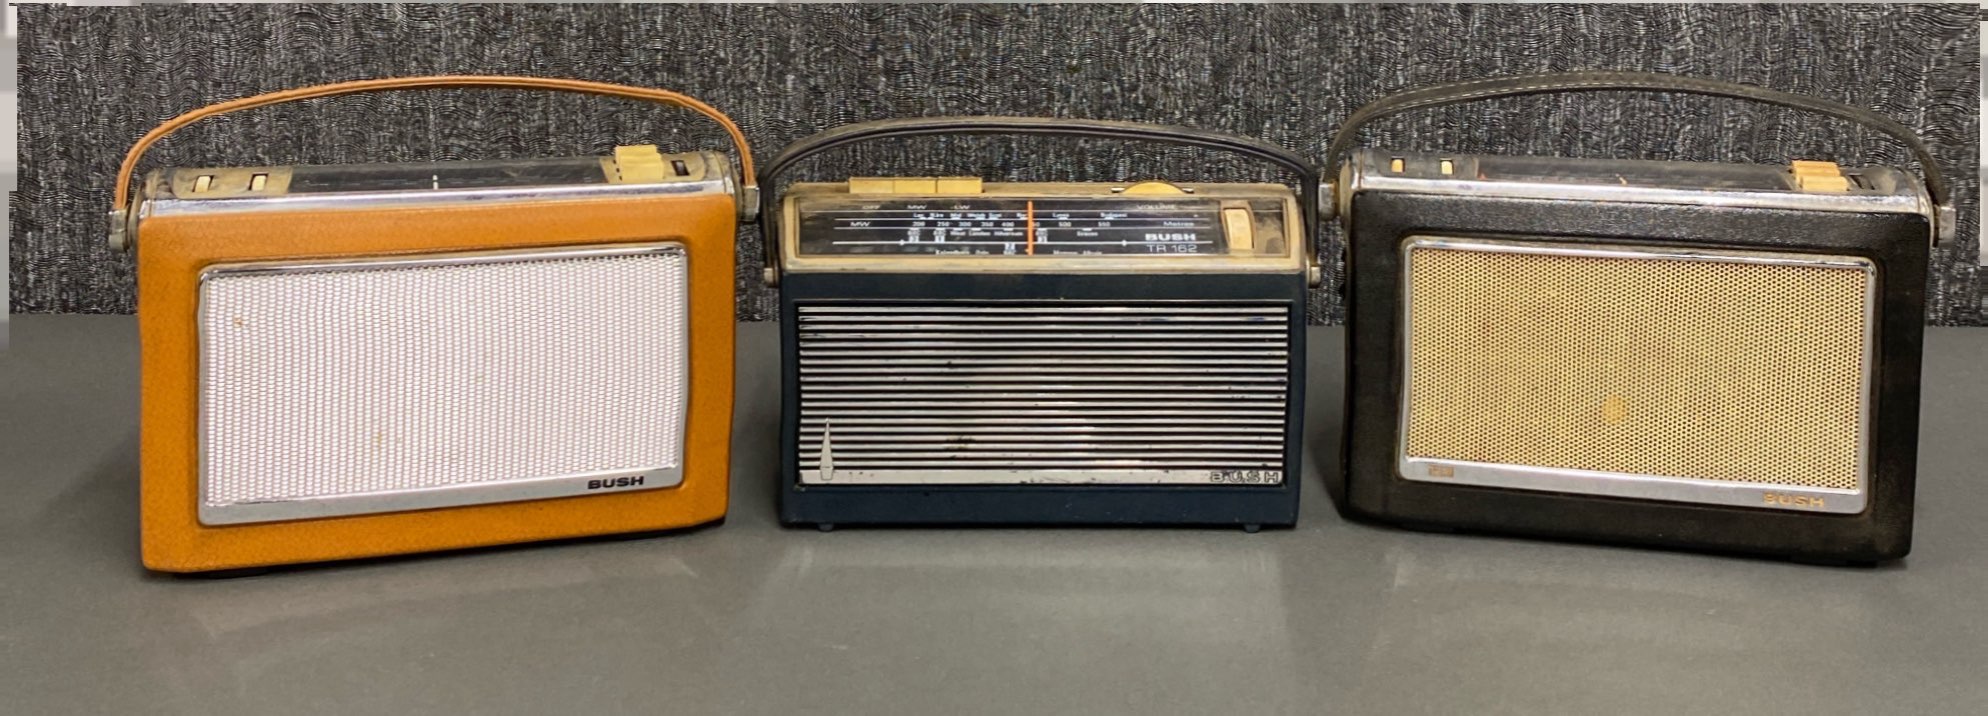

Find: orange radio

[113,77,752,573]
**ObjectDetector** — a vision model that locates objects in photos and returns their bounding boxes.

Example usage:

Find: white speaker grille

[196,244,690,525]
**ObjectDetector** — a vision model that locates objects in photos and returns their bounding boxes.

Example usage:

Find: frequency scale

[778,178,1296,276]
[796,194,1238,256]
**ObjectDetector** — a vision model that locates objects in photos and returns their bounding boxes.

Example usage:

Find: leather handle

[1324,71,1953,241]
[111,76,755,246]
[756,115,1321,284]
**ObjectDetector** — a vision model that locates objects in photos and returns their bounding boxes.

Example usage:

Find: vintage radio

[761,117,1321,529]
[114,77,753,573]
[1329,72,1950,562]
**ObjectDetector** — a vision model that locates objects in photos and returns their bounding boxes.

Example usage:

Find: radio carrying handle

[109,75,757,251]
[1322,71,1955,242]
[756,116,1323,285]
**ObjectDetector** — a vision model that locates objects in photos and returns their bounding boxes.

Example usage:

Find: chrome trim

[196,243,683,282]
[796,331,1282,340]
[199,467,685,526]
[1395,237,1876,514]
[1401,237,1880,271]
[1398,458,1865,514]
[799,305,1285,314]
[196,242,693,525]
[801,367,1288,377]
[799,341,1285,350]
[796,354,1290,364]
[801,416,1285,426]
[736,182,759,223]
[798,426,1282,435]
[803,451,1281,461]
[799,322,1288,331]
[1357,172,1928,216]
[800,469,1283,486]
[107,209,132,252]
[807,390,1288,400]
[149,178,729,218]
[804,399,1282,408]
[1349,151,1935,221]
[802,388,1286,398]
[800,436,1283,447]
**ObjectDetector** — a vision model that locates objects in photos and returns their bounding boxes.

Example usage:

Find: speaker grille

[795,303,1291,485]
[1403,241,1872,491]
[197,244,689,523]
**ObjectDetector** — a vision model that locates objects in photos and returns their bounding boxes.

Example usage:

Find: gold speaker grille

[1403,240,1871,491]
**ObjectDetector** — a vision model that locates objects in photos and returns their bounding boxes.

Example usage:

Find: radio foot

[1242,524,1262,534]
[816,523,836,533]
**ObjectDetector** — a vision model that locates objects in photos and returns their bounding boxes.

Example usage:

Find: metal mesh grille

[199,246,689,508]
[1403,242,1871,490]
[795,303,1291,484]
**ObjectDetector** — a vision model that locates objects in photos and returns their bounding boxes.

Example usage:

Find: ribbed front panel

[795,303,1292,485]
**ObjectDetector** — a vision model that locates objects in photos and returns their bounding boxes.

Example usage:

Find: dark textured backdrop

[11,3,1982,324]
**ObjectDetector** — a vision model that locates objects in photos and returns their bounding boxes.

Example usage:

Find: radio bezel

[780,181,1306,275]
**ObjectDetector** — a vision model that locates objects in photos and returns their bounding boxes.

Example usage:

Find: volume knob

[1122,181,1186,195]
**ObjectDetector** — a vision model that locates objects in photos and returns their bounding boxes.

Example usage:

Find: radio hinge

[107,210,133,252]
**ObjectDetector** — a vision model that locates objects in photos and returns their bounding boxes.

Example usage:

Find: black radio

[1327,73,1948,562]
[760,117,1320,530]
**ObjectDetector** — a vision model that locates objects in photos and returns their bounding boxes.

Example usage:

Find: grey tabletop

[3,316,1985,715]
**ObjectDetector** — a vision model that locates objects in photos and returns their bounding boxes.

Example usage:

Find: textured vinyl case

[120,77,752,573]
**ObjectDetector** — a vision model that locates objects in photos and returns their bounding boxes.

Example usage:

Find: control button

[1791,160,1849,192]
[1123,181,1186,195]
[844,177,982,194]
[610,144,669,183]
[1222,207,1255,252]
[846,177,896,194]
[933,177,984,195]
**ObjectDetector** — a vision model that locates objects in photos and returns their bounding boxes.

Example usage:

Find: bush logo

[587,475,646,491]
[1763,492,1824,509]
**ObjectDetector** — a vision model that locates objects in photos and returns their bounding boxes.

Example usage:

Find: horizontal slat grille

[796,303,1292,484]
